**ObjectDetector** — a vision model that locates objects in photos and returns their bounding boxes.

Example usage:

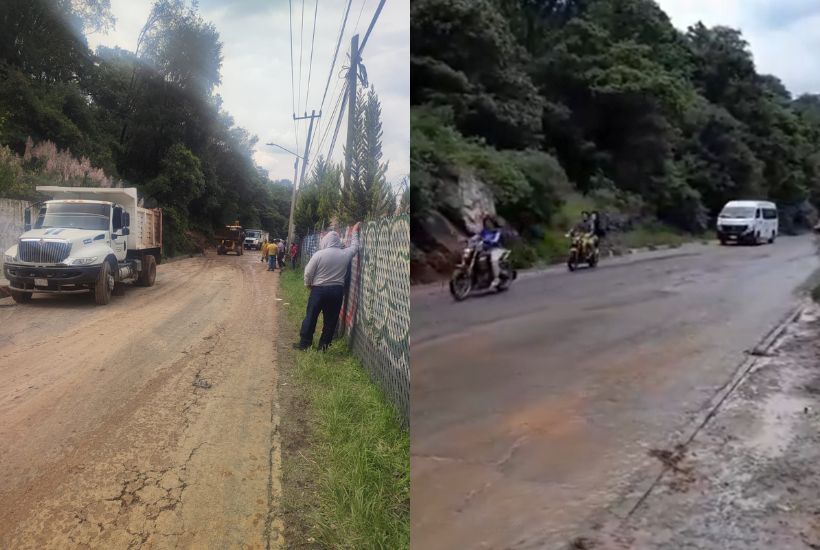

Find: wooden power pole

[343,34,359,189]
[290,109,321,245]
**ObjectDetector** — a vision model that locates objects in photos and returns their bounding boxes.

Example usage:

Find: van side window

[763,208,778,220]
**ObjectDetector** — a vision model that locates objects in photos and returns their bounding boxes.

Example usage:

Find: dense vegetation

[411,0,820,263]
[0,0,292,256]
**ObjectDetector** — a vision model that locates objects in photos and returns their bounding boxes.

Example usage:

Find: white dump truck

[243,229,268,250]
[3,186,162,305]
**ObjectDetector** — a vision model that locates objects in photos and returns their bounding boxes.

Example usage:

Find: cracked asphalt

[411,236,819,550]
[0,251,284,548]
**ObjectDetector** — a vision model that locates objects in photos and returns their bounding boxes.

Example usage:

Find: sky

[656,0,820,97]
[86,0,409,188]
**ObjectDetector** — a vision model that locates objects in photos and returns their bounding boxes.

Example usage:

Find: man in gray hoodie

[294,223,361,351]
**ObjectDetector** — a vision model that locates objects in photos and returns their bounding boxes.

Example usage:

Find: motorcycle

[566,230,599,271]
[450,235,517,301]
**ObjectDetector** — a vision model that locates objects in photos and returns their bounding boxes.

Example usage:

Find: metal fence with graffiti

[299,214,410,424]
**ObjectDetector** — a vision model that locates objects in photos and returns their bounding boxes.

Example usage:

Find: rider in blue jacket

[479,217,505,289]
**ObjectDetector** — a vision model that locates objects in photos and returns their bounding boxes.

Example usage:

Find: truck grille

[18,239,72,263]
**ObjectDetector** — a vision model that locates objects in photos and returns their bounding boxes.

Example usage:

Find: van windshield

[34,202,111,231]
[719,207,756,219]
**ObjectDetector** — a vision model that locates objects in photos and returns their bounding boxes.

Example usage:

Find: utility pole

[287,156,298,245]
[290,109,321,245]
[343,34,359,189]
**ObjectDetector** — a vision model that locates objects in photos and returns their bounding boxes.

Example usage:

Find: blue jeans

[267,256,276,270]
[299,285,345,349]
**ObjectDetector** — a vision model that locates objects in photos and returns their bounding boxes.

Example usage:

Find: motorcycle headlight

[71,256,99,266]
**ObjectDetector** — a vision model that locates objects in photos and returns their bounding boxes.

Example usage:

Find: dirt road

[0,251,284,548]
[411,236,819,549]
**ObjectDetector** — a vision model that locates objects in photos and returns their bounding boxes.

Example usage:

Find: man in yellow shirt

[262,239,278,271]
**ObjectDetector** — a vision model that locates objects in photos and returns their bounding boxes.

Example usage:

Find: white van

[716,200,778,245]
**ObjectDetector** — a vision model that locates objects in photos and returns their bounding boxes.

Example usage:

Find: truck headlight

[71,256,99,265]
[3,253,15,264]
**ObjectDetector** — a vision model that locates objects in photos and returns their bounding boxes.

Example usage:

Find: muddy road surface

[0,251,284,548]
[411,236,819,549]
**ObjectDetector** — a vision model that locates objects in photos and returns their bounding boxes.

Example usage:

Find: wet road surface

[0,252,284,548]
[411,236,819,549]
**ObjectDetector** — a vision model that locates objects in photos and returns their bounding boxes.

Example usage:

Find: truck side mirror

[113,206,123,231]
[123,212,130,228]
[24,208,31,232]
[122,227,130,236]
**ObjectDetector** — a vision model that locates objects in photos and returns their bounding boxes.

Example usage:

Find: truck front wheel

[11,290,32,304]
[94,261,113,305]
[138,254,157,287]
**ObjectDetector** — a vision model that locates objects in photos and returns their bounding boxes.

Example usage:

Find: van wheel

[94,261,113,305]
[138,254,157,287]
[768,232,776,244]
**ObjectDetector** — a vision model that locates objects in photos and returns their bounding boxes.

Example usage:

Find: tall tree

[340,88,395,223]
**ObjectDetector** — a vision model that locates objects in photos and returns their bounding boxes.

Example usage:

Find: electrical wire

[307,80,348,175]
[318,0,352,115]
[304,0,320,112]
[288,0,299,152]
[298,0,306,117]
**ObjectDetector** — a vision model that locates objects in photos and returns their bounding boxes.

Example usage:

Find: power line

[327,83,349,164]
[318,0,352,115]
[304,0,320,110]
[353,0,369,35]
[309,64,348,164]
[297,0,305,116]
[305,0,352,177]
[288,0,299,152]
[308,80,348,174]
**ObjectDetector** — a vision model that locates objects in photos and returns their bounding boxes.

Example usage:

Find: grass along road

[277,269,409,549]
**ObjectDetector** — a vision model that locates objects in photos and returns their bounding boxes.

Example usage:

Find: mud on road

[0,251,284,548]
[590,302,820,549]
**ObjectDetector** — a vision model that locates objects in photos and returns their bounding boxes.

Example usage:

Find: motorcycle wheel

[449,272,472,301]
[567,250,578,272]
[589,250,599,268]
[497,270,513,292]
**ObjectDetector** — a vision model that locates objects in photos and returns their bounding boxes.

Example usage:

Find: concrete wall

[0,198,29,275]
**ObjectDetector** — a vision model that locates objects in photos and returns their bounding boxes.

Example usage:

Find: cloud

[87,0,409,185]
[657,0,820,97]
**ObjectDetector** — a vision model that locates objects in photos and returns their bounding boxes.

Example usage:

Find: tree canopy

[0,0,291,255]
[412,0,820,236]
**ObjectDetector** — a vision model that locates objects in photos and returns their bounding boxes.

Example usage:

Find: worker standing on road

[267,240,279,271]
[295,223,361,351]
[260,238,268,263]
[277,240,287,270]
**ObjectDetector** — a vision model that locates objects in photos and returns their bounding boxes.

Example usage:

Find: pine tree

[341,87,394,223]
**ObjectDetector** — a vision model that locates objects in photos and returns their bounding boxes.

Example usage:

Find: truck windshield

[247,231,261,238]
[34,203,111,231]
[719,207,756,219]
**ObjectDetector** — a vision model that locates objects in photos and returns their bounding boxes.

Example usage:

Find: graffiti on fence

[298,215,410,423]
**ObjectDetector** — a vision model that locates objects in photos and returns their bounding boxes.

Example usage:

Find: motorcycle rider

[570,211,594,257]
[479,216,507,289]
